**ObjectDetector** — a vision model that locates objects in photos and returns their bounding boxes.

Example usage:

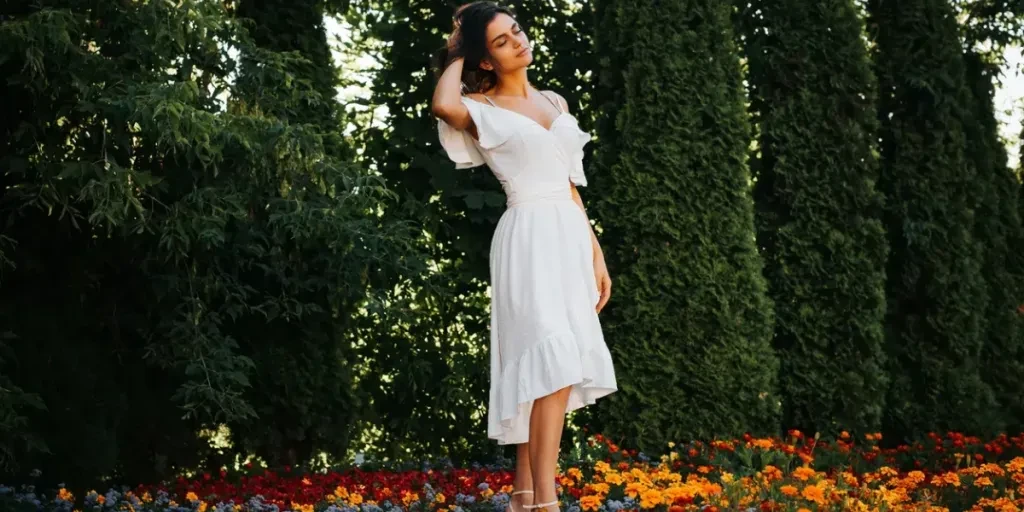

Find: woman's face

[480,13,532,73]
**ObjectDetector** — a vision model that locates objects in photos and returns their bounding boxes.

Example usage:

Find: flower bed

[5,431,1024,512]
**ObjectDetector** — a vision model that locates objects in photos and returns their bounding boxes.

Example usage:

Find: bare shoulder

[542,90,570,112]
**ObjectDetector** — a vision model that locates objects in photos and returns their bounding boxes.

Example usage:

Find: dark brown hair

[433,2,518,94]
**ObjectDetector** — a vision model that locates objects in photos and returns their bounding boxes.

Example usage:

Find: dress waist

[505,187,573,208]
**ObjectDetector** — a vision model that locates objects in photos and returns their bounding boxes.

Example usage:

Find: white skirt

[486,197,618,445]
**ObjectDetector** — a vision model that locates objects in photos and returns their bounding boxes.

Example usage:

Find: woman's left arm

[571,184,612,313]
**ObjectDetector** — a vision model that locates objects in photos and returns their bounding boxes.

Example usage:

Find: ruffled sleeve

[568,126,593,187]
[437,97,510,169]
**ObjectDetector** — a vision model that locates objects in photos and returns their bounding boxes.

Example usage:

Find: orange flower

[930,472,961,487]
[779,485,798,497]
[974,476,994,488]
[792,467,817,481]
[579,496,602,512]
[801,485,825,505]
[762,465,783,481]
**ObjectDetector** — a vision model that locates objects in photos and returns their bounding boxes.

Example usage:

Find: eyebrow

[490,23,519,44]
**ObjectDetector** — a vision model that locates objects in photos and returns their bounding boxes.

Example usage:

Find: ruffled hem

[488,331,617,445]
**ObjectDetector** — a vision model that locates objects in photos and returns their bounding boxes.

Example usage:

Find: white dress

[437,93,618,445]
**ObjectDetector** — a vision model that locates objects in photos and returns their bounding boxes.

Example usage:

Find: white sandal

[507,490,534,512]
[525,500,559,512]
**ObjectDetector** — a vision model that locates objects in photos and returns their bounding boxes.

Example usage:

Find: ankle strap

[524,501,558,509]
[511,490,533,496]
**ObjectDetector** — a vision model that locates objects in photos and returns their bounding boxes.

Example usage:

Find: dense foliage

[963,52,1024,432]
[867,0,999,439]
[736,0,889,437]
[0,0,418,482]
[589,0,780,451]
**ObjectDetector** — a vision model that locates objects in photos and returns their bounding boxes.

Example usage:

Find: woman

[430,3,618,512]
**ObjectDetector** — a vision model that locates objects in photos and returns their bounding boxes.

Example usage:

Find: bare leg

[509,444,535,512]
[528,386,572,512]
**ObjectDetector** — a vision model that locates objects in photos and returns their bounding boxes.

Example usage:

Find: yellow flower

[603,473,624,485]
[579,495,602,512]
[797,508,812,512]
[720,472,734,484]
[625,482,646,498]
[350,494,364,506]
[594,461,612,474]
[402,493,419,506]
[1007,457,1024,473]
[435,493,446,503]
[290,503,313,512]
[334,487,350,500]
[186,492,199,502]
[841,471,859,487]
[639,489,663,509]
[974,476,994,488]
[567,468,583,481]
[58,489,74,502]
[198,502,208,512]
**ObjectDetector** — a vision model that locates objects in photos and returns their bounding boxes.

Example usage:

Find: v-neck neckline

[478,96,567,132]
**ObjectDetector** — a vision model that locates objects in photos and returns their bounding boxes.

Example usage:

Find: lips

[518,46,531,57]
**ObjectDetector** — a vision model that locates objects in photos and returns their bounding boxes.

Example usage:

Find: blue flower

[477,483,490,491]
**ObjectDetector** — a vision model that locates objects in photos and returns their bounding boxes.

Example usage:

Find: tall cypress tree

[867,0,998,440]
[227,0,362,466]
[591,0,779,451]
[964,52,1024,430]
[737,0,888,436]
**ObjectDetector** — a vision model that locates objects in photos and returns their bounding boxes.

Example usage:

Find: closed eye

[493,23,523,47]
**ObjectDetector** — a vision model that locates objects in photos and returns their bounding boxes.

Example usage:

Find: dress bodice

[437,96,592,206]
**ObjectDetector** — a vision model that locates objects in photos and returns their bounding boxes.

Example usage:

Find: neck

[493,68,530,97]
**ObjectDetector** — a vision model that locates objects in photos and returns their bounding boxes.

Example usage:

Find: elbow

[431,102,456,120]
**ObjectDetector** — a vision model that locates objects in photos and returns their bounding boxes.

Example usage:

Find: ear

[480,58,494,71]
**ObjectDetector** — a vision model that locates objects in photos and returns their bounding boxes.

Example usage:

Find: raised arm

[431,56,476,131]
